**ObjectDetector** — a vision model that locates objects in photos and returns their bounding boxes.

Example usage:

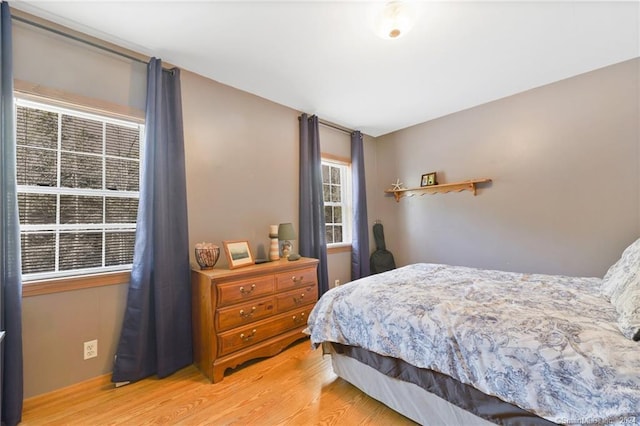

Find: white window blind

[321,159,352,245]
[16,98,143,281]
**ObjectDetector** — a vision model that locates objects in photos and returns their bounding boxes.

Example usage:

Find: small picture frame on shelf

[421,172,438,187]
[223,240,255,269]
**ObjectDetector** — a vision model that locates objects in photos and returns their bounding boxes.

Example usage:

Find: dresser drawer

[275,266,318,291]
[217,306,313,357]
[216,296,275,332]
[217,276,275,307]
[276,284,317,313]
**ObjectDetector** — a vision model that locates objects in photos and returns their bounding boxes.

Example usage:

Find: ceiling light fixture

[373,1,416,40]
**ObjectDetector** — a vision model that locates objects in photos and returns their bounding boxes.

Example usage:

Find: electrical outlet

[334,279,340,287]
[84,339,98,360]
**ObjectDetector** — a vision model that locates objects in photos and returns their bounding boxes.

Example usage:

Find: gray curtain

[351,131,370,280]
[0,3,23,424]
[112,58,192,383]
[299,114,329,295]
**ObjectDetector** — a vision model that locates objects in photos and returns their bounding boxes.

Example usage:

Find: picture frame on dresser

[223,240,254,269]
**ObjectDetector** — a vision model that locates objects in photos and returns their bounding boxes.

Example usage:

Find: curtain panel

[350,130,370,280]
[0,2,24,425]
[112,58,192,383]
[298,114,329,295]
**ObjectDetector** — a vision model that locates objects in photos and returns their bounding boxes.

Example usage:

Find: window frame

[15,95,144,286]
[321,155,352,252]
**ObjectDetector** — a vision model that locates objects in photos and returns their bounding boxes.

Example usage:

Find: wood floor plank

[22,340,416,425]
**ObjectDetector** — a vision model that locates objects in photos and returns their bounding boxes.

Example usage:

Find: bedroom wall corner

[370,133,403,271]
[363,134,380,276]
[181,71,360,291]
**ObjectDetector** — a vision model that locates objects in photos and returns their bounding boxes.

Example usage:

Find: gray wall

[182,70,299,268]
[13,21,146,111]
[375,58,640,277]
[16,22,371,398]
[22,285,128,397]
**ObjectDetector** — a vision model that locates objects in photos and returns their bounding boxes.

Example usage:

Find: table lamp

[278,223,300,261]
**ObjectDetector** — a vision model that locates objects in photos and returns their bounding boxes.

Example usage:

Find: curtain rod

[319,119,353,136]
[10,8,175,70]
[12,14,148,65]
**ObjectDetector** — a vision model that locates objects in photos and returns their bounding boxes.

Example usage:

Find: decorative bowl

[195,244,220,270]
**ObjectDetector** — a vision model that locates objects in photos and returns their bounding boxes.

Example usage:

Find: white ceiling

[10,1,640,137]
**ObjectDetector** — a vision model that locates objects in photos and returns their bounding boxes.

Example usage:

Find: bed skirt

[328,342,557,426]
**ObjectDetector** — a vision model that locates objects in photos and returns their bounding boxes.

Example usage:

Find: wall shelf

[384,178,492,202]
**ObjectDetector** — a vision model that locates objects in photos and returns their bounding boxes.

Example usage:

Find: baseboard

[23,372,113,409]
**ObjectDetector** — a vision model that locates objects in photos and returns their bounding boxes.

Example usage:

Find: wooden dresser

[191,257,319,382]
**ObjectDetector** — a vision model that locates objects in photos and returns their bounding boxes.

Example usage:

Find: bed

[305,240,640,425]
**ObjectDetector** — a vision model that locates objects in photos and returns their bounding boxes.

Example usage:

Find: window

[322,158,352,246]
[16,98,143,281]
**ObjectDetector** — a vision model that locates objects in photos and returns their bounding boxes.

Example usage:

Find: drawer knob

[293,293,305,304]
[292,312,306,324]
[239,306,256,318]
[239,284,256,295]
[240,329,257,342]
[291,276,304,283]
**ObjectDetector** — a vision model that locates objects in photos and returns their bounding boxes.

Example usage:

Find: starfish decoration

[391,179,404,191]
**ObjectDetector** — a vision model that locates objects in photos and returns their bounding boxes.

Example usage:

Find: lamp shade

[278,223,296,241]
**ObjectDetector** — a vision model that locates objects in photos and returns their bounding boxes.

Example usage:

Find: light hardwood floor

[22,339,417,425]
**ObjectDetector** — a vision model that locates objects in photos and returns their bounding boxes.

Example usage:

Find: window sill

[23,271,131,297]
[327,244,352,254]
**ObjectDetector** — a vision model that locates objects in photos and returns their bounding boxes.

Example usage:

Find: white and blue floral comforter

[306,263,640,424]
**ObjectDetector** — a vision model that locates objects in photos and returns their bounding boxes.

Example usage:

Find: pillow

[601,238,640,301]
[601,238,640,341]
[613,278,640,341]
